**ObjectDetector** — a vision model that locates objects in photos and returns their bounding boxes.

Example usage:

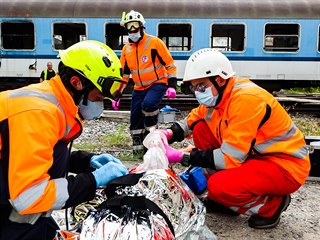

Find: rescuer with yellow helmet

[0,40,128,239]
[160,48,310,229]
[118,10,177,155]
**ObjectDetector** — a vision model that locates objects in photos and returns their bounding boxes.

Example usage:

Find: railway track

[104,93,320,116]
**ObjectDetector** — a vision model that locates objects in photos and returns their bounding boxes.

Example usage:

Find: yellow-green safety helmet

[58,40,124,100]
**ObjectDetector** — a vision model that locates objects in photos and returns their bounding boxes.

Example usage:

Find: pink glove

[161,129,173,140]
[112,99,120,110]
[166,87,176,99]
[163,141,183,163]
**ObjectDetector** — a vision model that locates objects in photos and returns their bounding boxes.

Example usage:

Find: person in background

[116,10,177,155]
[40,61,56,82]
[0,40,128,240]
[161,48,310,229]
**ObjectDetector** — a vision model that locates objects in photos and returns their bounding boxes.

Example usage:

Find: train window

[53,23,86,50]
[211,24,245,52]
[264,23,299,52]
[158,23,192,51]
[318,26,320,52]
[1,21,35,50]
[105,23,128,50]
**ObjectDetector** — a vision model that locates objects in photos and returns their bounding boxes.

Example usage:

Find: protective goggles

[101,78,126,101]
[190,83,210,93]
[125,21,141,32]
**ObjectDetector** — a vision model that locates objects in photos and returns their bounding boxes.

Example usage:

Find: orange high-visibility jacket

[120,33,176,90]
[0,75,84,215]
[186,77,310,184]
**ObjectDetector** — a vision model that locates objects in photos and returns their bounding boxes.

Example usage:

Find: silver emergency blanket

[80,169,216,240]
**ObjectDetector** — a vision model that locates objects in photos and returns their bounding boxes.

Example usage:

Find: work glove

[166,87,176,99]
[161,129,173,140]
[163,140,183,163]
[90,153,122,169]
[112,99,120,110]
[92,162,128,187]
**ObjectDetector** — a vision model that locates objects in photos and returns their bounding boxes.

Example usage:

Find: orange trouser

[192,120,301,217]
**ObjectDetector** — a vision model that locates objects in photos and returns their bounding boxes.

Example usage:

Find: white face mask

[195,87,219,107]
[78,99,104,120]
[128,31,141,42]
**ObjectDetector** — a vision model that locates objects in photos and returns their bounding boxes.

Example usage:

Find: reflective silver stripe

[145,124,158,131]
[8,89,58,105]
[244,196,269,215]
[9,209,53,225]
[254,123,297,153]
[52,178,69,210]
[166,63,176,70]
[230,196,268,216]
[9,209,43,224]
[233,82,260,89]
[205,108,214,121]
[230,206,240,212]
[10,178,68,212]
[177,118,191,138]
[144,36,151,49]
[142,109,159,117]
[10,179,49,212]
[7,88,71,137]
[291,145,309,159]
[131,64,162,74]
[133,145,145,150]
[130,129,144,135]
[221,141,247,162]
[213,148,226,169]
[126,45,131,54]
[243,195,262,208]
[123,74,130,79]
[167,73,176,79]
[134,73,168,86]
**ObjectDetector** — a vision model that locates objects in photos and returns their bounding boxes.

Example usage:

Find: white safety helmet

[120,10,146,29]
[183,48,235,82]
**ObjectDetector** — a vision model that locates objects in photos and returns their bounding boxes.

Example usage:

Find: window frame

[157,22,193,52]
[210,22,246,53]
[52,21,87,51]
[0,20,35,51]
[263,22,300,53]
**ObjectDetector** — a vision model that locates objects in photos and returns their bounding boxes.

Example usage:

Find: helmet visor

[101,77,125,100]
[125,21,140,31]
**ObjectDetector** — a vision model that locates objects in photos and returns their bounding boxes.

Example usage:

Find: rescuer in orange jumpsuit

[161,48,310,229]
[117,10,177,154]
[0,40,128,239]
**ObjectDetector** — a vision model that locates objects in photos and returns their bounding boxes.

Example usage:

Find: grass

[282,87,320,94]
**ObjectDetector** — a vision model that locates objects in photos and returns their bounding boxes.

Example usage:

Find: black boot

[248,195,291,229]
[132,134,147,156]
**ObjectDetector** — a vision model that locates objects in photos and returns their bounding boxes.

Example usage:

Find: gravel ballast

[73,115,320,240]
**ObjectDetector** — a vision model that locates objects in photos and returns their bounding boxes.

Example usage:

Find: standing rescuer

[117,10,177,154]
[161,48,310,229]
[0,40,128,239]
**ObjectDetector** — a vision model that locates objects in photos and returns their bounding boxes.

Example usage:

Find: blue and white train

[0,0,320,91]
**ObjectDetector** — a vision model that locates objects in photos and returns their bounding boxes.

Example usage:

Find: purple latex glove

[112,99,120,110]
[166,87,176,99]
[163,140,183,163]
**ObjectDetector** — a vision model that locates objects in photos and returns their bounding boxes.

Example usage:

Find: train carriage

[0,0,320,91]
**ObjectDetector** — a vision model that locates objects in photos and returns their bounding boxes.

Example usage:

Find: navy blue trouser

[130,83,166,131]
[0,141,68,240]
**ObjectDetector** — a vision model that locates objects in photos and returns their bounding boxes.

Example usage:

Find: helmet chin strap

[209,76,229,106]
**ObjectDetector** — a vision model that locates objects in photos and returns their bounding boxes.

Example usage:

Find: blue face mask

[128,31,141,42]
[195,87,219,107]
[78,99,104,120]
